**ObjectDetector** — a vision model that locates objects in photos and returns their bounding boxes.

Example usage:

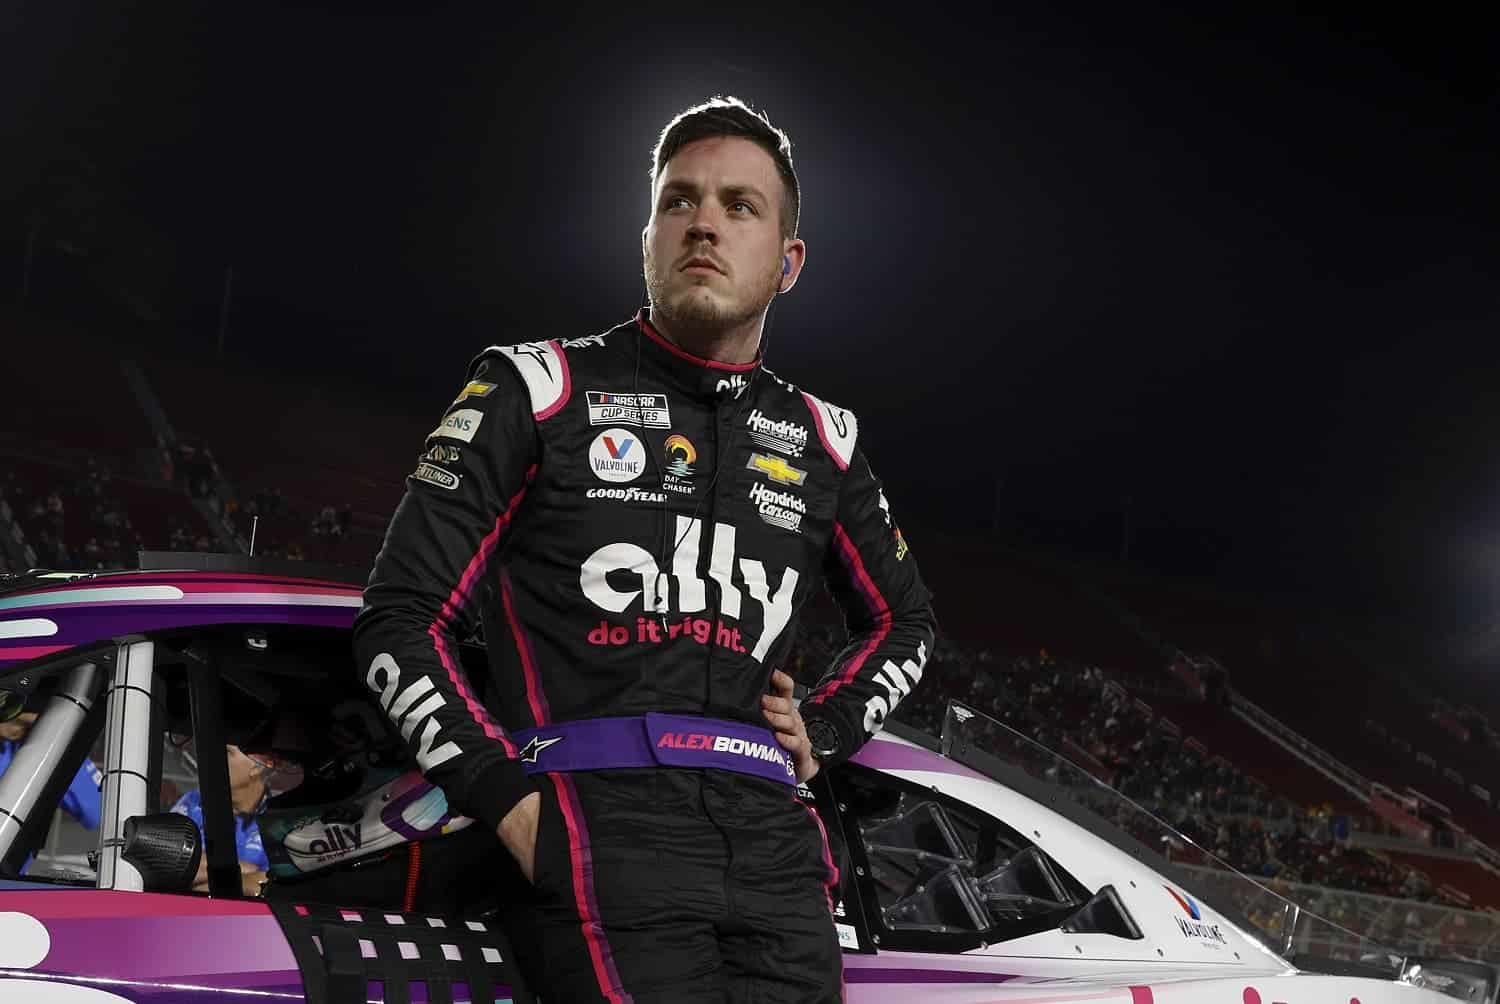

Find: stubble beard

[645,255,781,343]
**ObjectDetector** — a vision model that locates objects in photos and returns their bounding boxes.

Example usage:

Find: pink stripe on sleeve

[426,466,536,755]
[808,523,891,705]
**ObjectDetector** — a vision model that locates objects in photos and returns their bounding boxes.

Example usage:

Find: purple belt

[511,713,796,787]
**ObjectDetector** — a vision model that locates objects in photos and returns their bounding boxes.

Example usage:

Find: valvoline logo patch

[589,428,645,483]
[1165,885,1201,920]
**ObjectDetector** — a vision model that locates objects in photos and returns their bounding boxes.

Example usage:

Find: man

[170,743,271,897]
[355,95,936,1001]
[0,711,101,832]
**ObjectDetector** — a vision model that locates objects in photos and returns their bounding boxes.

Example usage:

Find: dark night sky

[2,6,1497,660]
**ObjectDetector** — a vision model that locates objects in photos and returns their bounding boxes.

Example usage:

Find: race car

[0,555,1491,1003]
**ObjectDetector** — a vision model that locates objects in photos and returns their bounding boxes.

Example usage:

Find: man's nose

[685,216,718,245]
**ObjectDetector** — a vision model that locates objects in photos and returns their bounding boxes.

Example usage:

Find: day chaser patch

[587,391,670,429]
[429,408,483,443]
[412,462,460,490]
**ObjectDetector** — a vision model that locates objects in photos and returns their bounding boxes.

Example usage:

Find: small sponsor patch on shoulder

[412,462,460,490]
[451,380,497,406]
[421,443,462,464]
[429,408,483,443]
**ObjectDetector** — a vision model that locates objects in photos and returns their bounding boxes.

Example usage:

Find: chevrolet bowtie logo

[518,735,563,764]
[747,452,807,486]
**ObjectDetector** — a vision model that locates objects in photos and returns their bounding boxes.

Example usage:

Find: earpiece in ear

[783,256,791,276]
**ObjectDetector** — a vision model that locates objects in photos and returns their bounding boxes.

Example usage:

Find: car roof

[0,567,363,670]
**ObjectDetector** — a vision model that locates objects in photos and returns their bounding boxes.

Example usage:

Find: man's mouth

[682,256,723,274]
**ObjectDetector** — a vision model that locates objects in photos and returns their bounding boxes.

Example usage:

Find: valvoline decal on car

[1166,885,1229,945]
[1165,884,1202,920]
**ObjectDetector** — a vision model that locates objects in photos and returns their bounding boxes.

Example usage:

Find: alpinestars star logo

[519,735,563,764]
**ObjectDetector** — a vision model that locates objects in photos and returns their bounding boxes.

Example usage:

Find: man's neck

[231,780,266,815]
[649,311,763,365]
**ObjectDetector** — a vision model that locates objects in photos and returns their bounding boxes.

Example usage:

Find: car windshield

[934,699,1408,975]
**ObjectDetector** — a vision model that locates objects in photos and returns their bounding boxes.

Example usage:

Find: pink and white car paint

[0,567,1470,1002]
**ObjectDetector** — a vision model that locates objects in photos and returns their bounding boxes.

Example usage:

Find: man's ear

[779,239,807,293]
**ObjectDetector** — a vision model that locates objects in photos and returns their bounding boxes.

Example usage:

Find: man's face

[0,712,37,743]
[644,136,793,336]
[225,744,264,789]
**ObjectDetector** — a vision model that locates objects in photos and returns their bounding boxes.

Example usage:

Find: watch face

[807,720,840,758]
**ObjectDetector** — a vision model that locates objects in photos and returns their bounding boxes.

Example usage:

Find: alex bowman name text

[657,731,790,769]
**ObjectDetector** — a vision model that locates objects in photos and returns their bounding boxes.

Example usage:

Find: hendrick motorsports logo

[412,462,460,491]
[589,428,646,483]
[1165,886,1227,945]
[745,409,808,457]
[587,390,670,429]
[749,482,805,533]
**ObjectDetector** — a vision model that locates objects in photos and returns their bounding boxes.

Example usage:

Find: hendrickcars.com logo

[1165,886,1228,945]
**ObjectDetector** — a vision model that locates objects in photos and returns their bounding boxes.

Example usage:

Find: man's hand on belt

[762,669,819,783]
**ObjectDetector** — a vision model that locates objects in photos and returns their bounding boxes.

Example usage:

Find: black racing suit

[353,309,936,1002]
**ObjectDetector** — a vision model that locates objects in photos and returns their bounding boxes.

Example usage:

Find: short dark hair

[651,95,800,240]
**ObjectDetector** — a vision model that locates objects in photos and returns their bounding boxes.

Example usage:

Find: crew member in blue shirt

[0,710,102,831]
[171,743,271,896]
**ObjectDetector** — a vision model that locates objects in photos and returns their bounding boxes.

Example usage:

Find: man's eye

[730,201,756,215]
[665,196,692,210]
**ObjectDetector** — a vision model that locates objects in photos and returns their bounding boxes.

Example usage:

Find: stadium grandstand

[7,303,1500,962]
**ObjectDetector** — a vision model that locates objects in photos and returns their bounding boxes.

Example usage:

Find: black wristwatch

[805,717,842,762]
